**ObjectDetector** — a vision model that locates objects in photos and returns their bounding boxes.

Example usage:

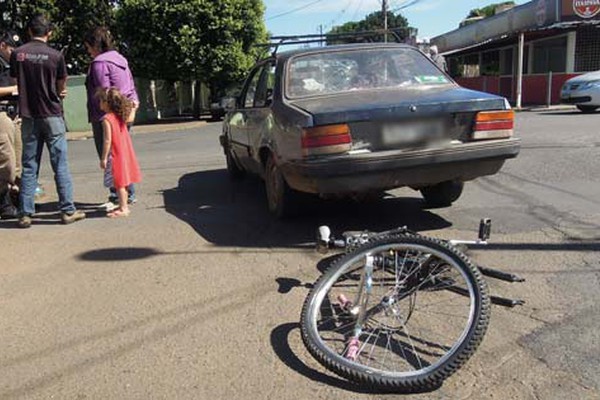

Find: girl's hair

[83,26,114,53]
[96,87,133,123]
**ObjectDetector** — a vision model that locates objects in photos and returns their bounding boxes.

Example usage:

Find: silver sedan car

[561,70,600,113]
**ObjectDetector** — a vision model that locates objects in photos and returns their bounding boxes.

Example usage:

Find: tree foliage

[467,1,515,18]
[116,0,267,93]
[327,11,412,44]
[0,0,116,74]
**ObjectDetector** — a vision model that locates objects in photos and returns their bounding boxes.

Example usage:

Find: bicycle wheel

[300,235,490,391]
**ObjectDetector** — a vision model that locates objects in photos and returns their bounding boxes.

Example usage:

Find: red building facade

[432,0,600,105]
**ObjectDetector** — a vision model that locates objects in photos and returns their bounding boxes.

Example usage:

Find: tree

[116,0,267,98]
[327,11,412,44]
[0,0,116,74]
[467,1,515,18]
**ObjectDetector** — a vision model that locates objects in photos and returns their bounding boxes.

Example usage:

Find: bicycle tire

[300,234,490,392]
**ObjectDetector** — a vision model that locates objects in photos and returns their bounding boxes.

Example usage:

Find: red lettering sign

[573,0,600,18]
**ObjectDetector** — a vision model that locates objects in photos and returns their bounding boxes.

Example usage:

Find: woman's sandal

[107,209,130,218]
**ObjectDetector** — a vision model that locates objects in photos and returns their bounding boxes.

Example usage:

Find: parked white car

[561,71,600,113]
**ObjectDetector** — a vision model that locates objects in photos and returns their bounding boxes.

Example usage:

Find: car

[560,71,600,113]
[210,85,241,120]
[210,97,228,120]
[219,43,521,218]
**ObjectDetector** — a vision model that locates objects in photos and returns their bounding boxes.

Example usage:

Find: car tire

[226,150,245,180]
[576,105,598,113]
[421,180,464,207]
[265,155,302,218]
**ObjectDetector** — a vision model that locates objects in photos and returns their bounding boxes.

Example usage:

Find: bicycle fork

[339,254,375,361]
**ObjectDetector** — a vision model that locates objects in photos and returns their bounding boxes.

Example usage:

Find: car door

[228,64,264,170]
[245,60,277,175]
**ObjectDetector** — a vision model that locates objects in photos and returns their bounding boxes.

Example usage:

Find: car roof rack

[257,28,415,57]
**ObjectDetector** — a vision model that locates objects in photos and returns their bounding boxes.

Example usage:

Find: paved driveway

[0,111,598,399]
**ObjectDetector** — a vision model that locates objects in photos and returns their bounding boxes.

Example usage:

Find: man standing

[0,31,21,219]
[10,14,85,228]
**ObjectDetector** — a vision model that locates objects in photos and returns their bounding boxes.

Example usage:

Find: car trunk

[290,86,507,152]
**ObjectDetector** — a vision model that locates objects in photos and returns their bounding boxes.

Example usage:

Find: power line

[391,0,424,12]
[322,0,356,31]
[351,0,366,20]
[266,0,325,21]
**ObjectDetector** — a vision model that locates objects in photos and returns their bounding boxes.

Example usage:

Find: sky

[264,0,529,41]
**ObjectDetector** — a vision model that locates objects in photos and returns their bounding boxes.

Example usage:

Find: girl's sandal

[107,209,130,218]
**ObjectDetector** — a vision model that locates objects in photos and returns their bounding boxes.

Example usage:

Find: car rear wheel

[421,180,464,207]
[577,105,598,113]
[265,155,302,218]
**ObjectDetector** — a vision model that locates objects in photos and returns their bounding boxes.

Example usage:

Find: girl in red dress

[97,88,142,217]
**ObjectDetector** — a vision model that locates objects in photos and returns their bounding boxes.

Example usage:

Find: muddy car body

[220,43,520,217]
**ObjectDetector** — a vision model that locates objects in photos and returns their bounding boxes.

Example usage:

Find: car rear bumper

[281,139,521,194]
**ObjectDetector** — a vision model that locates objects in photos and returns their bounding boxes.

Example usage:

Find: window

[242,67,263,108]
[481,50,500,76]
[575,26,600,72]
[533,36,566,73]
[500,48,513,76]
[254,62,276,108]
[286,48,449,98]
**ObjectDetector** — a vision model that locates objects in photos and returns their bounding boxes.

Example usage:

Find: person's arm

[56,53,68,98]
[91,61,111,89]
[0,85,17,97]
[56,78,67,98]
[100,118,112,169]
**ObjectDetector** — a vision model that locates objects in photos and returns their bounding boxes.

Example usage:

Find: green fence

[63,75,210,132]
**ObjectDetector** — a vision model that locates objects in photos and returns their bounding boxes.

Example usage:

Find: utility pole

[382,0,388,43]
[319,24,323,47]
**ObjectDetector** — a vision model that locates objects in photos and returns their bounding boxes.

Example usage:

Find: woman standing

[84,26,139,206]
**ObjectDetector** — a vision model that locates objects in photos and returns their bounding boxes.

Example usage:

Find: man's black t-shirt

[0,55,13,87]
[10,39,67,118]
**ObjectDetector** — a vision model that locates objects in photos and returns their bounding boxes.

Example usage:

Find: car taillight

[302,124,352,156]
[472,110,514,140]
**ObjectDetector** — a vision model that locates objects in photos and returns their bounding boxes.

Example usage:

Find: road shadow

[0,201,107,229]
[270,322,442,395]
[162,169,451,249]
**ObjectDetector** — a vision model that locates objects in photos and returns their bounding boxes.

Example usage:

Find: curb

[515,105,577,112]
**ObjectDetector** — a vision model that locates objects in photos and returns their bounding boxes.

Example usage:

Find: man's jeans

[19,117,76,216]
[91,121,136,201]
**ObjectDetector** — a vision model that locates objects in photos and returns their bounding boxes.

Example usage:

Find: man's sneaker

[61,210,86,225]
[128,196,137,205]
[17,215,32,229]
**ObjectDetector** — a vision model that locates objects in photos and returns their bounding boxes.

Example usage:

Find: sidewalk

[517,104,577,112]
[67,118,208,141]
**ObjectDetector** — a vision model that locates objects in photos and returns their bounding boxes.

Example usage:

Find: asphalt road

[0,110,599,399]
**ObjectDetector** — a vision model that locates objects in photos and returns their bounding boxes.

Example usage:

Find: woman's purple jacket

[86,50,139,123]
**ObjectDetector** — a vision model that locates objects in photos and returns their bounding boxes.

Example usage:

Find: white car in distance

[561,71,600,113]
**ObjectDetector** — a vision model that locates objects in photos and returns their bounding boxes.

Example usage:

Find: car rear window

[286,47,449,99]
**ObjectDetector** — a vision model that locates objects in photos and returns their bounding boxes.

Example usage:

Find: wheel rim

[307,243,478,378]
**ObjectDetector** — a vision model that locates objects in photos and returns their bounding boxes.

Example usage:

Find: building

[432,0,600,106]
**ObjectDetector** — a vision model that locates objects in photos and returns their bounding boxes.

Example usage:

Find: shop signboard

[563,0,600,19]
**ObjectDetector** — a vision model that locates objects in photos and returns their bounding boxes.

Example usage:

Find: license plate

[382,120,444,147]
